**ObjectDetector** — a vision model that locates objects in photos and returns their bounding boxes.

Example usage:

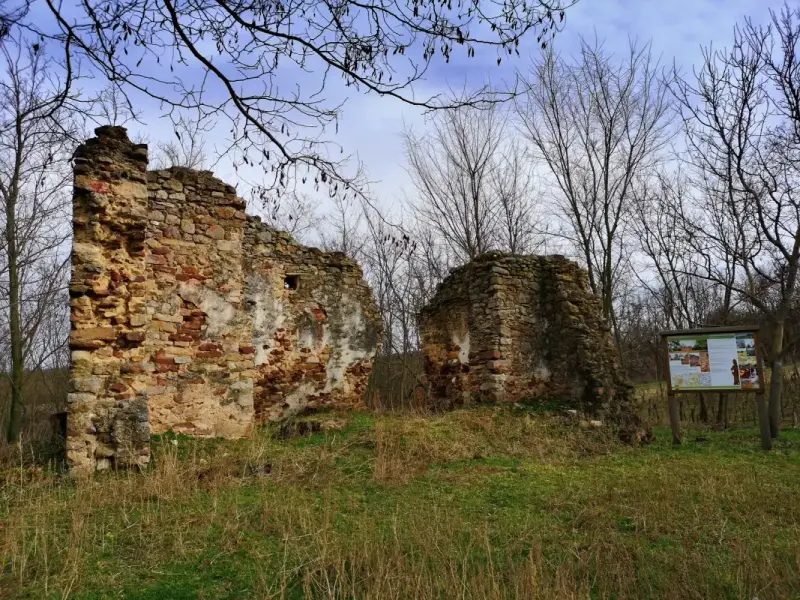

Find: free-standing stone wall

[67,126,381,473]
[68,127,152,472]
[419,252,647,437]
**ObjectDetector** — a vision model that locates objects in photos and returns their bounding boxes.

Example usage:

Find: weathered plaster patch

[453,330,470,364]
[247,273,288,366]
[245,224,382,422]
[177,282,235,338]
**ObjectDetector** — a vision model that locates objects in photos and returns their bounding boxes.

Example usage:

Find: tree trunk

[5,185,23,443]
[602,267,614,328]
[609,304,623,356]
[768,319,785,439]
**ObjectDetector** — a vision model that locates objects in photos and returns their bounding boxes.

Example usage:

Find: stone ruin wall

[69,128,152,472]
[139,168,254,439]
[244,219,381,422]
[67,126,381,473]
[419,253,646,433]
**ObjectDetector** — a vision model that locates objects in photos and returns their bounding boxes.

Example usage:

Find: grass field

[1,407,799,599]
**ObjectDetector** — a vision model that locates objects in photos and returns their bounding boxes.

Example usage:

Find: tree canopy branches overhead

[35,0,575,190]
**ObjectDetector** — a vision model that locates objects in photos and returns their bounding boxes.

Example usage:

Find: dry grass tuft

[372,409,615,482]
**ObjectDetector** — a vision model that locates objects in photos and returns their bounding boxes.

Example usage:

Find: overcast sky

[106,0,788,217]
[337,0,785,210]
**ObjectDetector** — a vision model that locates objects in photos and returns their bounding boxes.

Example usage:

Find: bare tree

[672,2,800,437]
[0,2,28,40]
[492,140,544,255]
[632,171,735,330]
[91,84,139,127]
[0,37,78,441]
[516,37,674,332]
[405,104,541,263]
[316,195,367,260]
[359,201,449,408]
[631,170,739,425]
[151,113,210,170]
[405,105,502,261]
[363,209,417,351]
[259,191,320,243]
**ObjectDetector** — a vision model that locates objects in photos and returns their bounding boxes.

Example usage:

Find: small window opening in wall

[284,274,300,291]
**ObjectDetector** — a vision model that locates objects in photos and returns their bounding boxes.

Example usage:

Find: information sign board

[664,330,761,392]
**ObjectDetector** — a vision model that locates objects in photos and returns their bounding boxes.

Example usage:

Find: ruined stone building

[67,127,381,473]
[419,253,645,433]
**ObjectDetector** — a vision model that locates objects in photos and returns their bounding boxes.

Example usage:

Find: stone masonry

[67,126,381,473]
[419,253,647,436]
[244,219,381,422]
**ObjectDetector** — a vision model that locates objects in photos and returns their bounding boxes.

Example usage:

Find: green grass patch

[2,408,799,599]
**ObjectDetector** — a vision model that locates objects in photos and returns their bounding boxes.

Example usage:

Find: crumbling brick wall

[245,219,381,421]
[142,169,254,438]
[68,126,381,473]
[69,127,151,472]
[419,253,645,431]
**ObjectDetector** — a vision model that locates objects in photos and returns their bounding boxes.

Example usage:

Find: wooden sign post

[667,390,681,445]
[660,326,771,451]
